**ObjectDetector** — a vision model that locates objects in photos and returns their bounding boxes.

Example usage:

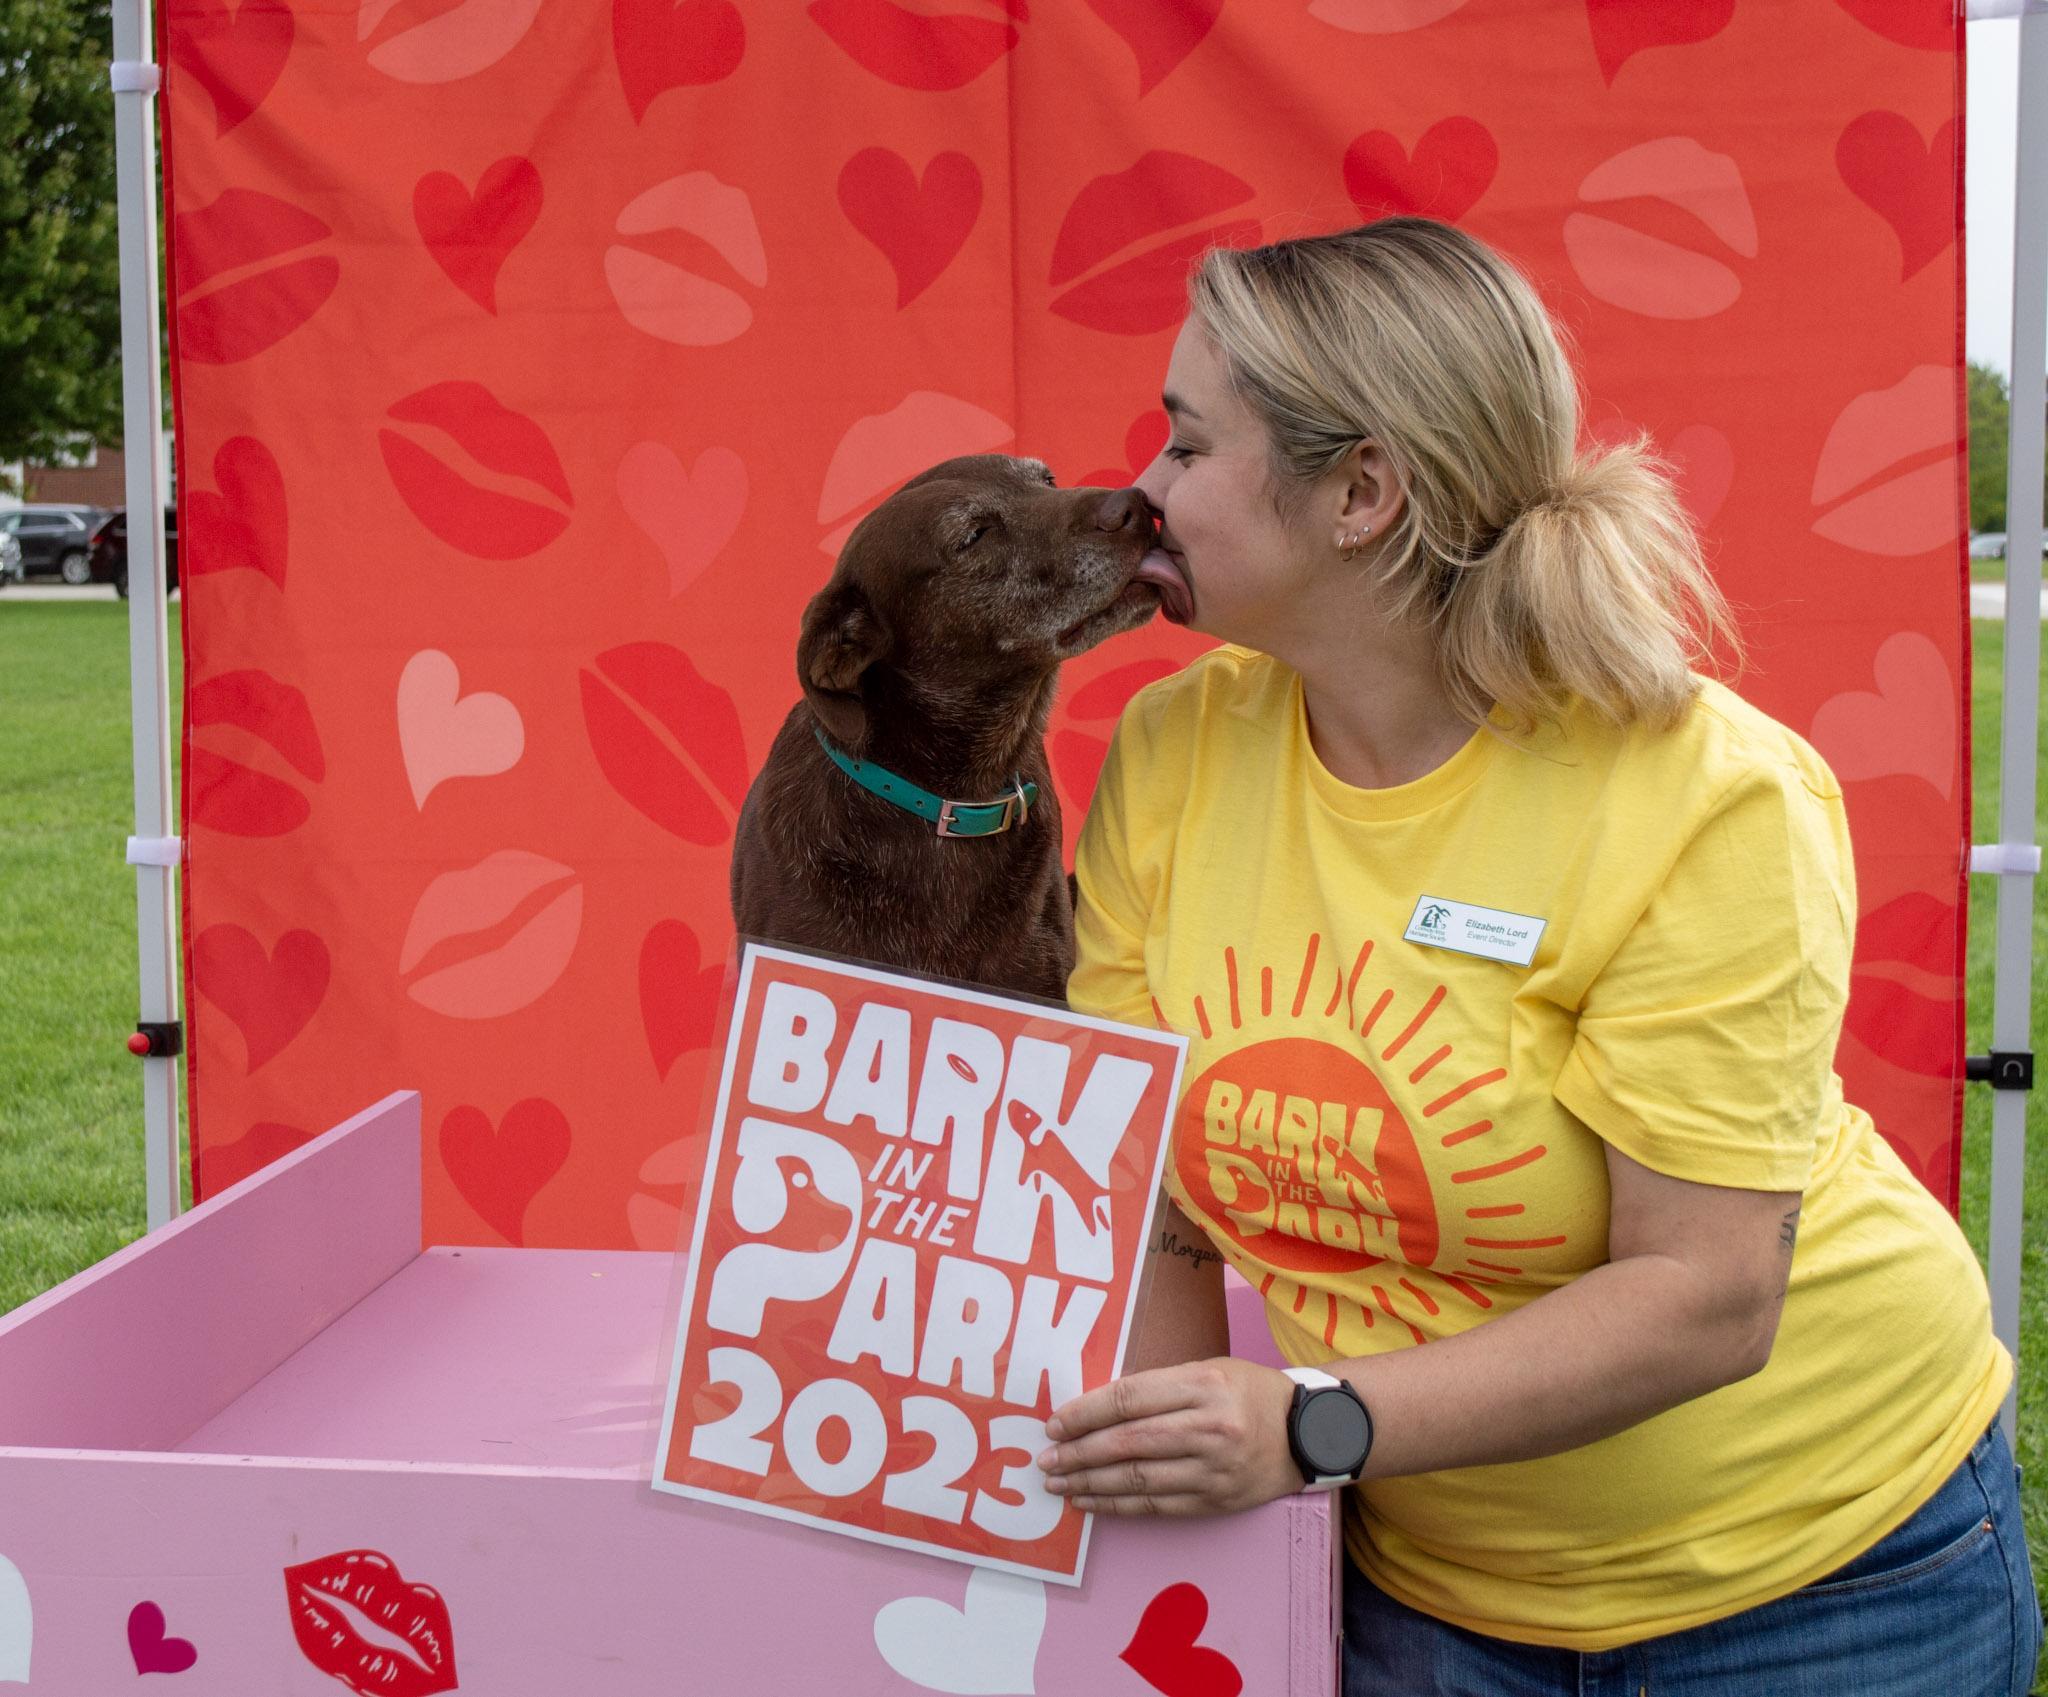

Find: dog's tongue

[1134,549,1193,625]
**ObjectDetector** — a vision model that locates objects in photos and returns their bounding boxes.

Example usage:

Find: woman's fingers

[1038,1412,1193,1478]
[1045,1456,1211,1501]
[1046,1364,1207,1441]
[1068,1490,1212,1517]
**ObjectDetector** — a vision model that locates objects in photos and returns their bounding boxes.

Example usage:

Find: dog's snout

[1093,487,1153,536]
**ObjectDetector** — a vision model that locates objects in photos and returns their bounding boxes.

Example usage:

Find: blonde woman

[1043,218,2040,1694]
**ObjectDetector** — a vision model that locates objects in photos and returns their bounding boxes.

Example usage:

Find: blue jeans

[1343,1420,2043,1696]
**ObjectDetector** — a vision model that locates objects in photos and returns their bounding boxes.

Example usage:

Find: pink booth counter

[0,1091,1336,1694]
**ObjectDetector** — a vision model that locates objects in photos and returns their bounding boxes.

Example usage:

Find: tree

[1967,358,2048,539]
[0,0,126,499]
[1969,361,2011,534]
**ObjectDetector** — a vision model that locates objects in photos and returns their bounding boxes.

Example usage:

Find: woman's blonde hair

[1187,217,1741,734]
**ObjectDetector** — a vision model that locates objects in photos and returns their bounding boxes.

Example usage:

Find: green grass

[0,596,2043,1661]
[1956,611,2048,1683]
[0,599,190,1314]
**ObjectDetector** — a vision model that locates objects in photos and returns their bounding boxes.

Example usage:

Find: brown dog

[730,453,1186,1001]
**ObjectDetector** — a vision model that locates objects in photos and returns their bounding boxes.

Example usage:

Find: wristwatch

[1283,1366,1374,1490]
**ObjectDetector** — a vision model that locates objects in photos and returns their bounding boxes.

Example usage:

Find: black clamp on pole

[1964,1051,2034,1091]
[127,1021,183,1059]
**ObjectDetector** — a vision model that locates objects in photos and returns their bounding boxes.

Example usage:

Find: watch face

[1299,1388,1372,1476]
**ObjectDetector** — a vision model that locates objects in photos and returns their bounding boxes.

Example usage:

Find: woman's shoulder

[1115,643,1291,747]
[1659,675,1843,804]
[1550,674,1842,801]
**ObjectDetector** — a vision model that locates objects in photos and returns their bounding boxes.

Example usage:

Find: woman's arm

[1036,1143,1801,1515]
[1122,1194,1231,1373]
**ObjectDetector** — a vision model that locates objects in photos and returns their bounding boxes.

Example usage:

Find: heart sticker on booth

[126,1601,197,1676]
[0,1553,29,1683]
[873,1567,1046,1694]
[1120,1583,1241,1697]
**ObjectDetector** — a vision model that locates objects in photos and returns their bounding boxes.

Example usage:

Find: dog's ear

[798,580,891,744]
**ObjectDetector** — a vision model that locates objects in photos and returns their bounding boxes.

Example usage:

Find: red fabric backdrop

[157,0,1972,1244]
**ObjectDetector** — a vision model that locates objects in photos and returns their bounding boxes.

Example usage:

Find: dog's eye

[957,519,996,553]
[1039,470,1057,487]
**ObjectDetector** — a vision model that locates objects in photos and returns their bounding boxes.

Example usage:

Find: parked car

[0,504,111,584]
[0,529,22,586]
[1969,531,2048,561]
[88,508,179,598]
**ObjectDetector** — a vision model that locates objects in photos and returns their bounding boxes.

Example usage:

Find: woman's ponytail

[1435,433,1741,734]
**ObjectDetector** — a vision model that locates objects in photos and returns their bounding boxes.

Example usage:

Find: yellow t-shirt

[1066,644,2011,1652]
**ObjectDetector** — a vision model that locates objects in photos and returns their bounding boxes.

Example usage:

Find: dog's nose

[1095,487,1152,535]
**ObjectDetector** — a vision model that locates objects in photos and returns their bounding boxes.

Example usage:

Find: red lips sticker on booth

[1049,152,1260,336]
[378,381,573,560]
[284,1550,456,1697]
[174,188,340,365]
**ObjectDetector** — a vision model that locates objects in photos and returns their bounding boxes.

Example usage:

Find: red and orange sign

[653,944,1186,1582]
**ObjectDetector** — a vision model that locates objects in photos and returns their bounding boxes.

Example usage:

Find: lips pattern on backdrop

[156,0,1971,1244]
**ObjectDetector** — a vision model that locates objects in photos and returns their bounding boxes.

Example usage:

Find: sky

[1967,17,2030,377]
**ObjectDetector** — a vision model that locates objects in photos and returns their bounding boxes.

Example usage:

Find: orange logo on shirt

[1154,934,1551,1347]
[1177,1035,1439,1274]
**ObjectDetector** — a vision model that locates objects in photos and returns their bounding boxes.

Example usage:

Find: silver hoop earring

[1339,524,1371,562]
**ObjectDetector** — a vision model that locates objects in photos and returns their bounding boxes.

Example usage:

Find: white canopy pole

[1978,1,2046,1441]
[107,0,182,1228]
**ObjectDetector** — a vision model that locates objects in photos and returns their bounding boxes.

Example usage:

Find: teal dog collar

[813,723,1037,838]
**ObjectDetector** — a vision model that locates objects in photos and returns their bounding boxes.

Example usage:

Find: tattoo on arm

[1153,1228,1224,1273]
[1779,1204,1801,1253]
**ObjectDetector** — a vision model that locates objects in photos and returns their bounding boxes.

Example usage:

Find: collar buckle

[936,777,1031,838]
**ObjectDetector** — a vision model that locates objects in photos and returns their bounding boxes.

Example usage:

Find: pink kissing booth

[0,1092,1334,1694]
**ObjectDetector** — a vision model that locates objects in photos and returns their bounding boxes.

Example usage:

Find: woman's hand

[1035,1357,1302,1516]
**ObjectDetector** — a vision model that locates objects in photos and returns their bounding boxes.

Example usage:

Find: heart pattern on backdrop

[839,149,983,308]
[1584,0,1736,84]
[1809,632,1956,801]
[414,157,544,312]
[617,442,750,596]
[191,926,331,1071]
[182,437,289,590]
[398,650,525,809]
[439,1098,573,1245]
[1837,113,1955,281]
[160,0,1973,1334]
[169,0,293,136]
[638,920,727,1079]
[1083,0,1222,95]
[612,0,746,122]
[1343,118,1498,221]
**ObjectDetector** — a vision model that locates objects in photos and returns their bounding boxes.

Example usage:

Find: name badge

[1404,895,1546,967]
